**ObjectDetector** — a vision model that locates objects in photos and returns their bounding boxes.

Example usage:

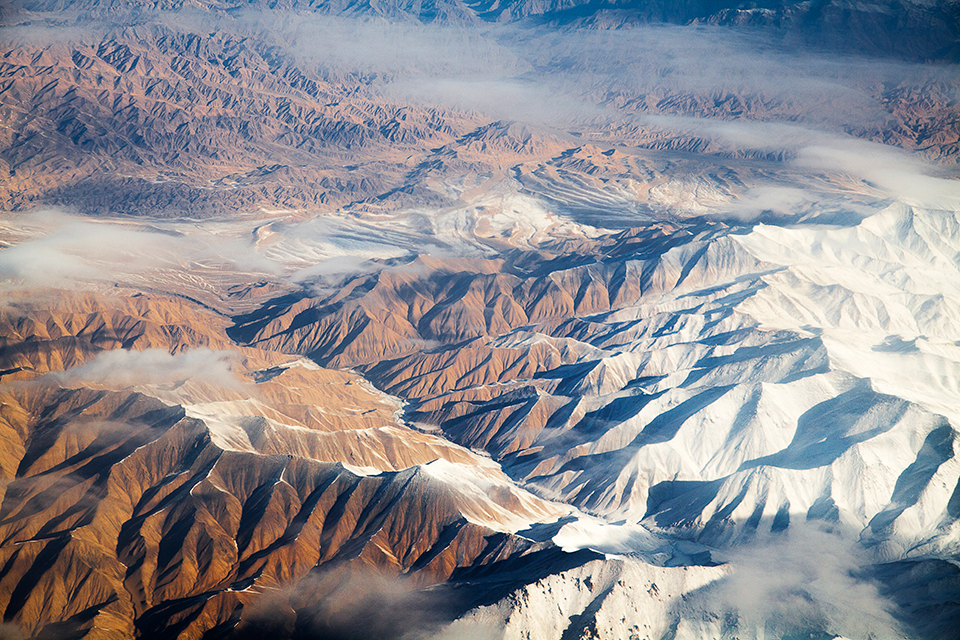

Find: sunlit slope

[0,385,578,639]
[0,292,587,639]
[234,203,960,564]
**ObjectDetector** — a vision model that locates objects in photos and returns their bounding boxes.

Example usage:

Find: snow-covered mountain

[225,197,960,638]
[1,0,959,638]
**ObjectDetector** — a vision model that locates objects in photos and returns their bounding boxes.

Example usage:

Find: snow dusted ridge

[10,189,958,639]
[211,193,960,637]
[416,202,960,640]
[737,204,960,426]
[504,203,960,557]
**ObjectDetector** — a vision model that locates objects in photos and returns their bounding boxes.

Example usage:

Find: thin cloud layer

[235,568,461,640]
[54,347,241,389]
[640,115,960,212]
[13,9,953,137]
[246,13,959,214]
[696,526,906,640]
[5,10,957,224]
[0,210,279,289]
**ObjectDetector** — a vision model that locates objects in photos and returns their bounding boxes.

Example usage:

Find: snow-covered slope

[243,200,960,560]
[3,1,959,635]
[433,203,960,557]
[407,203,959,639]
[217,196,960,637]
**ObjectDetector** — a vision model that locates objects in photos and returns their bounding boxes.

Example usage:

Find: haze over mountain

[1,0,959,638]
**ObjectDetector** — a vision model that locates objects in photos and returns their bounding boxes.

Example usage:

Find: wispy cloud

[638,115,960,211]
[241,15,960,215]
[0,210,279,289]
[237,567,461,640]
[698,525,905,640]
[53,347,241,390]
[18,8,949,137]
[5,11,957,225]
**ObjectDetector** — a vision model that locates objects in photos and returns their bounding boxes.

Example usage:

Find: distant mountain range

[1,0,959,638]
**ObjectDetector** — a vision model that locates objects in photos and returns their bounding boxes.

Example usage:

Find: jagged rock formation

[231,202,960,637]
[0,383,577,639]
[0,290,589,639]
[1,0,958,217]
[0,292,237,381]
[1,0,960,638]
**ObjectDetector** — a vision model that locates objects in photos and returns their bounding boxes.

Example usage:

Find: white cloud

[238,567,461,640]
[54,347,241,390]
[796,143,960,210]
[639,116,960,211]
[703,525,905,640]
[0,210,280,289]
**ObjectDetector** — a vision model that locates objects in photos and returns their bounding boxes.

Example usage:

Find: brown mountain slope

[227,222,695,368]
[0,383,585,639]
[0,292,238,381]
[0,285,584,638]
[0,290,539,473]
[2,9,958,217]
[0,21,477,216]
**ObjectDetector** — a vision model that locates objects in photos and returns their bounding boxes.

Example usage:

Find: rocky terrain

[2,0,959,217]
[1,0,960,638]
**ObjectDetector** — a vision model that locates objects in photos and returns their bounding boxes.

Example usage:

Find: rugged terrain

[2,0,959,217]
[1,0,960,638]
